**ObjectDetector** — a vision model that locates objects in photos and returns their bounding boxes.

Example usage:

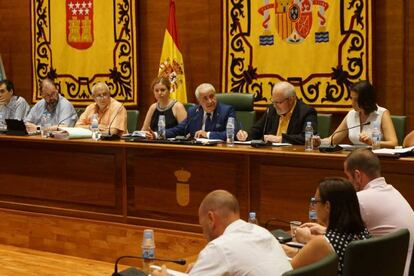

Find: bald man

[76,82,127,135]
[25,78,77,132]
[237,81,317,144]
[152,190,292,276]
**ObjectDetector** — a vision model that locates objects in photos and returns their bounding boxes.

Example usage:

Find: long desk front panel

[0,136,413,232]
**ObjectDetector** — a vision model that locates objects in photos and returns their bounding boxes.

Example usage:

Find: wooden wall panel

[0,0,413,131]
[0,209,205,269]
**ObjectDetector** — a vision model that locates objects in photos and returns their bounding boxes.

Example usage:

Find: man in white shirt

[152,190,292,276]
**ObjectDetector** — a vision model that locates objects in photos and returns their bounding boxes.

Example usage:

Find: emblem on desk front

[174,168,191,206]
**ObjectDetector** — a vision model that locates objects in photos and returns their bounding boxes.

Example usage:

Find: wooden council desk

[0,135,413,232]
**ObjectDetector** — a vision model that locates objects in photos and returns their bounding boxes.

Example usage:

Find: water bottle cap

[143,229,154,239]
[249,212,256,218]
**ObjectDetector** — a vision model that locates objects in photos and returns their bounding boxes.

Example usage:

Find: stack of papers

[373,146,414,157]
[53,127,92,139]
[150,265,188,276]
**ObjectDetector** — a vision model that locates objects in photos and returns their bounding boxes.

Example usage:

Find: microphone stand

[319,121,371,152]
[112,255,186,276]
[100,104,125,140]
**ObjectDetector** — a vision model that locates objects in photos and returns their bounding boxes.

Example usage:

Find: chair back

[282,253,338,276]
[317,113,332,138]
[391,115,406,146]
[183,102,196,111]
[215,93,256,131]
[127,110,139,133]
[75,107,85,118]
[342,228,410,276]
[409,239,414,276]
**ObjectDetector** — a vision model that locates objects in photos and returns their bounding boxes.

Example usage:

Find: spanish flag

[159,0,187,103]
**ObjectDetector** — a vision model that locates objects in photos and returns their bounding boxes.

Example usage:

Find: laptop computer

[5,119,28,136]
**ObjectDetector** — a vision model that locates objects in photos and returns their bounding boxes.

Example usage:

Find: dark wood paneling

[0,140,122,215]
[126,148,249,230]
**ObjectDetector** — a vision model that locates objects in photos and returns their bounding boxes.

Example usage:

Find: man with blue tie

[165,83,236,140]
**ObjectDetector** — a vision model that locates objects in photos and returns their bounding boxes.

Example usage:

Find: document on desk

[54,127,92,139]
[339,144,371,151]
[373,146,414,157]
[233,141,291,147]
[150,265,188,276]
[195,138,223,144]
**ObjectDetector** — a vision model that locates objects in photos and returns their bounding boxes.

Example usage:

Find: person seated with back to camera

[321,80,397,148]
[282,177,370,275]
[147,83,237,140]
[141,76,187,138]
[0,79,30,121]
[152,190,292,276]
[75,82,127,135]
[236,81,317,144]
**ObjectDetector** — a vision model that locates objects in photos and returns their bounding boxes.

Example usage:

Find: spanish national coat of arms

[222,0,372,111]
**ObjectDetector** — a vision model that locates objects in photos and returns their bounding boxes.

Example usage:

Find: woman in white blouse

[324,81,397,148]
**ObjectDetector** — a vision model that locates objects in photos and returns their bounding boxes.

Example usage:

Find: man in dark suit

[237,81,317,144]
[166,83,236,140]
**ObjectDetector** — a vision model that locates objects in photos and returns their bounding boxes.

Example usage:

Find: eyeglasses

[310,197,322,206]
[94,93,110,100]
[272,98,289,105]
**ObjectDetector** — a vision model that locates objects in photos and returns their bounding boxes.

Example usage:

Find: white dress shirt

[189,219,292,276]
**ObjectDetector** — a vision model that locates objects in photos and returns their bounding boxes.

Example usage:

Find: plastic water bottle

[40,113,51,138]
[158,115,166,140]
[309,197,318,222]
[226,117,235,145]
[248,212,258,225]
[141,229,155,274]
[90,114,99,140]
[304,121,314,151]
[371,124,381,150]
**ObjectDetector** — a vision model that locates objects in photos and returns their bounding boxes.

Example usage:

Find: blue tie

[205,113,213,131]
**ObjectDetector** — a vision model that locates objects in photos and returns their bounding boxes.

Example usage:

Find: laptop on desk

[5,119,28,136]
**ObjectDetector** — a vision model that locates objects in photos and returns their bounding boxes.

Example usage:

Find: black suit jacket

[250,100,317,144]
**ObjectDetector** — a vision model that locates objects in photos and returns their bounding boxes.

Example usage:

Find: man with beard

[236,81,317,144]
[25,78,77,132]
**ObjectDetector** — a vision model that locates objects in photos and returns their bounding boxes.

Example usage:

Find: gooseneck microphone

[319,121,371,152]
[262,105,271,140]
[112,255,186,276]
[100,104,125,140]
[56,111,78,129]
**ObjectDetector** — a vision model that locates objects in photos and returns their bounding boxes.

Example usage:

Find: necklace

[157,100,176,112]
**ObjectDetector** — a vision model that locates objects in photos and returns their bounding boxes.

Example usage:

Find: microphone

[100,104,125,140]
[319,121,371,152]
[112,255,186,276]
[262,105,271,140]
[57,111,77,129]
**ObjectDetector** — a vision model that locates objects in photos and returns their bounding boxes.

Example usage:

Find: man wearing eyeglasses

[25,78,77,132]
[75,82,127,135]
[237,81,317,144]
[0,79,30,121]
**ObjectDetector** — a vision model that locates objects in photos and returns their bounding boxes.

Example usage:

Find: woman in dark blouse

[141,77,187,132]
[283,177,370,275]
